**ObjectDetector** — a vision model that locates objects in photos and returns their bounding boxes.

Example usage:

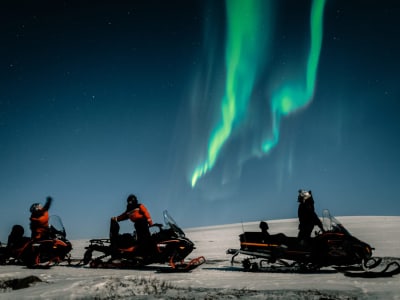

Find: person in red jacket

[113,194,153,254]
[30,196,52,240]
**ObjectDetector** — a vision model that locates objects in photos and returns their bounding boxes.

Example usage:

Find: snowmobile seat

[116,233,136,249]
[240,232,290,247]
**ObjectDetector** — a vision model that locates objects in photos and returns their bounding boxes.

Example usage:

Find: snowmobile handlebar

[150,223,163,230]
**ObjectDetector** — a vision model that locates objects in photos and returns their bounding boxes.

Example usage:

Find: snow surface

[1,216,400,299]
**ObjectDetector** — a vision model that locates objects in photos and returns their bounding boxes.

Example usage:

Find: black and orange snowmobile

[227,209,400,277]
[83,210,205,272]
[0,215,72,268]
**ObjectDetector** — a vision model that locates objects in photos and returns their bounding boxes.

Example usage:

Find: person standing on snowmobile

[297,190,324,245]
[29,196,52,240]
[112,194,153,253]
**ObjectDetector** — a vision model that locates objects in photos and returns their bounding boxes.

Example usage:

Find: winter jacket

[30,197,52,240]
[116,203,153,226]
[298,197,323,230]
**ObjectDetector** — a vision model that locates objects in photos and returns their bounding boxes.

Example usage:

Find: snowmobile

[0,215,72,267]
[83,210,205,272]
[227,209,400,277]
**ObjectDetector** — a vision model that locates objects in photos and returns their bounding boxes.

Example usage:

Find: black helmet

[127,194,138,205]
[30,203,42,213]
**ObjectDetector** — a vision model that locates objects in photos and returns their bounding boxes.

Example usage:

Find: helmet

[126,194,138,205]
[298,189,312,202]
[30,203,42,213]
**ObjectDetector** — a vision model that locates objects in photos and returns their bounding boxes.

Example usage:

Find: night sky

[1,0,399,241]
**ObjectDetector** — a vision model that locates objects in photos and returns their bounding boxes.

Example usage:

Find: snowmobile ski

[344,261,400,278]
[158,256,206,273]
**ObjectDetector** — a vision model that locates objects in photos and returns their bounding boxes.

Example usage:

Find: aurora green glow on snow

[191,0,271,187]
[191,0,327,187]
[262,0,326,152]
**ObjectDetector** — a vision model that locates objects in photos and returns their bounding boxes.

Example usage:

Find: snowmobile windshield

[322,209,351,236]
[163,210,186,238]
[330,217,351,235]
[49,215,67,238]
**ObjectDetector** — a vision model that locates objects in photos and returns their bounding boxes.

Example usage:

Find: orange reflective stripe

[241,242,279,247]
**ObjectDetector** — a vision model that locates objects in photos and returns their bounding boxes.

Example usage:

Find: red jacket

[116,204,153,226]
[30,210,49,240]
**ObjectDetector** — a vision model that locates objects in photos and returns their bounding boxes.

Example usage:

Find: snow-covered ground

[1,216,400,299]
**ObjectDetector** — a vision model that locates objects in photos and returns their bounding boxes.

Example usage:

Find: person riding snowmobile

[297,190,324,246]
[259,221,269,236]
[112,194,154,255]
[259,221,288,245]
[30,196,52,240]
[3,224,30,261]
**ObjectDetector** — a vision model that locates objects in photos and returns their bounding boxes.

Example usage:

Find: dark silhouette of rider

[259,221,288,245]
[5,225,30,261]
[259,221,270,236]
[297,190,324,246]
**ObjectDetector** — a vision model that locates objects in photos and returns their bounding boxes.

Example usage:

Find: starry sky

[1,0,399,241]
